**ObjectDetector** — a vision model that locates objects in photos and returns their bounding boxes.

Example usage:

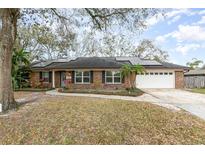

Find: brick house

[29,57,189,89]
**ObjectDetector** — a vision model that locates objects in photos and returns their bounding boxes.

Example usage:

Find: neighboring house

[29,57,189,89]
[184,68,205,88]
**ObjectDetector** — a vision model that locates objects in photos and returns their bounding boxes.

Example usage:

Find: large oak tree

[0,9,20,111]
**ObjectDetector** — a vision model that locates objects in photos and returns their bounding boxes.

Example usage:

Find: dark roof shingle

[45,57,130,69]
[31,57,189,70]
[185,69,205,75]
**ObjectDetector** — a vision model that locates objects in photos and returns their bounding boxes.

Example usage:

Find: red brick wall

[30,72,40,88]
[93,71,102,88]
[67,71,130,90]
[30,72,52,88]
[175,71,184,89]
[30,70,132,89]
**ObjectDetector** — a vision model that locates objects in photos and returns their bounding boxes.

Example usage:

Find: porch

[51,70,72,88]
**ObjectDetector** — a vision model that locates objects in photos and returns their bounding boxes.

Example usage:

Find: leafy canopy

[121,64,145,77]
[186,58,204,69]
[17,9,162,61]
[133,39,169,62]
[12,49,30,89]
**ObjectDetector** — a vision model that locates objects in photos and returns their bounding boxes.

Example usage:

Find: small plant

[121,64,145,89]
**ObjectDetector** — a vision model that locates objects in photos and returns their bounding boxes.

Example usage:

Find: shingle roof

[159,62,189,69]
[45,57,130,69]
[185,69,205,75]
[141,62,189,69]
[116,57,162,65]
[31,58,74,68]
[31,57,188,70]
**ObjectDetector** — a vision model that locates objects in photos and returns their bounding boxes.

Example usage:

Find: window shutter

[90,71,93,83]
[71,71,75,83]
[49,71,52,83]
[39,72,42,80]
[102,71,105,83]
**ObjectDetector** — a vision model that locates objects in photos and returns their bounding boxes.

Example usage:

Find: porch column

[52,70,55,88]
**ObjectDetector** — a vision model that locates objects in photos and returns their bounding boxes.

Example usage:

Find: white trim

[52,70,55,88]
[105,71,121,84]
[75,70,91,84]
[0,103,2,112]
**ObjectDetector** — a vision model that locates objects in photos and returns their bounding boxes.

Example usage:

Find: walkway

[46,90,180,111]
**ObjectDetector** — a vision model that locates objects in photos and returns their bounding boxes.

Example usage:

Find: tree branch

[85,8,102,30]
[50,8,69,20]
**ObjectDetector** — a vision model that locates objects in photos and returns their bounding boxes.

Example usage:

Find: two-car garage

[136,70,175,88]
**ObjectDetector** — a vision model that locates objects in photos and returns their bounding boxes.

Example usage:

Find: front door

[60,72,66,87]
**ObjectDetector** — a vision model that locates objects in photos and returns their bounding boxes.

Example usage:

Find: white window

[42,72,49,82]
[105,71,121,84]
[75,71,90,84]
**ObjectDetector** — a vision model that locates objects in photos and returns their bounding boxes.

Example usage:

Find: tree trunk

[127,74,131,89]
[0,9,19,112]
[130,73,136,89]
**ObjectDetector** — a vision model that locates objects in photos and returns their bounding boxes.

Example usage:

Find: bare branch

[85,8,102,30]
[50,8,69,20]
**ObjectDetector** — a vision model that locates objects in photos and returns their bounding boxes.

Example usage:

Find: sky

[140,8,205,66]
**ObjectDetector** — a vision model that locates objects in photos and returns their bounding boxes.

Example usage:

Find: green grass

[62,88,144,97]
[190,88,205,94]
[1,92,205,144]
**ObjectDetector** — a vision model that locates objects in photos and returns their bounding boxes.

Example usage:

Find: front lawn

[1,92,205,144]
[190,88,205,94]
[14,91,36,99]
[14,88,53,92]
[62,88,144,97]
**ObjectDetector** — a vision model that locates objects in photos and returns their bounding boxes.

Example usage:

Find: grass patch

[189,88,205,94]
[0,92,205,144]
[14,91,43,99]
[62,88,144,97]
[14,88,53,92]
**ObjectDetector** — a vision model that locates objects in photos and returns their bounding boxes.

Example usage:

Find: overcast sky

[141,8,205,66]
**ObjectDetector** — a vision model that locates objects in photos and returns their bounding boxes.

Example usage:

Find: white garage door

[136,70,175,88]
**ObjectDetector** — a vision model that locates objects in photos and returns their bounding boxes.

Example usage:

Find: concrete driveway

[143,89,205,120]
